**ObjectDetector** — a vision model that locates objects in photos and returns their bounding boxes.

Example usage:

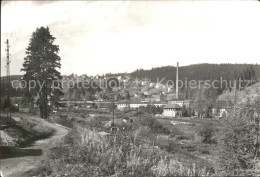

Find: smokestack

[176,62,179,99]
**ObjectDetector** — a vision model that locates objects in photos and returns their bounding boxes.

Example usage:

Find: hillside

[218,82,260,104]
[131,63,260,82]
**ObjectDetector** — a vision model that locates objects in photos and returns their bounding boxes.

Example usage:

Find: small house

[168,99,190,107]
[163,104,182,117]
[208,101,230,118]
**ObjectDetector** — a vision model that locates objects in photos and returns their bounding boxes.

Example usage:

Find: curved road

[1,122,69,177]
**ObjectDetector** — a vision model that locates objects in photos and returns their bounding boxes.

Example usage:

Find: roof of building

[116,100,167,104]
[163,104,182,109]
[166,94,176,100]
[209,100,230,108]
[170,99,190,101]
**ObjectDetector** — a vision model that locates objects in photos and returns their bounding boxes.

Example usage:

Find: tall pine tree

[21,27,63,118]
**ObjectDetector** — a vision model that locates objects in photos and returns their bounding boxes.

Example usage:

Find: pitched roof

[170,98,188,101]
[166,94,176,100]
[163,104,182,109]
[209,101,230,108]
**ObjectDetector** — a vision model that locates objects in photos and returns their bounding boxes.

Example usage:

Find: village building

[116,101,166,110]
[168,99,190,107]
[163,104,182,117]
[208,100,230,118]
[166,93,176,101]
[116,102,131,110]
[161,62,190,118]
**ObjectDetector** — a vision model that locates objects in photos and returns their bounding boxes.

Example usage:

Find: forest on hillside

[131,63,260,83]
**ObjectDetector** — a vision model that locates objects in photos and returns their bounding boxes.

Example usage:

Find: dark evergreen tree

[21,26,63,118]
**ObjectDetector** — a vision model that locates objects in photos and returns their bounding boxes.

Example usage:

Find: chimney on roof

[176,62,179,99]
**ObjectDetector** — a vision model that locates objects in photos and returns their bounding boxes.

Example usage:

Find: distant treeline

[1,75,22,83]
[131,63,260,83]
[1,75,24,97]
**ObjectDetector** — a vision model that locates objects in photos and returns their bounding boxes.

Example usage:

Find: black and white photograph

[1,0,260,176]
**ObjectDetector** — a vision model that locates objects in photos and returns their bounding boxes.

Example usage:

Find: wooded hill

[131,63,260,83]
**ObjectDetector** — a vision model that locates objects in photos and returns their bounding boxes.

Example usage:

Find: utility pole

[6,39,11,119]
[176,62,179,99]
[112,93,115,127]
[0,39,1,170]
[46,79,48,119]
[44,59,48,120]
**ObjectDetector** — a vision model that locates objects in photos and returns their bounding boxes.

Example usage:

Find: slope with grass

[0,114,69,177]
[1,114,55,147]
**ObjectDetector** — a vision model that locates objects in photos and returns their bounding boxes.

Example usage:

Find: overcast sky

[1,0,260,76]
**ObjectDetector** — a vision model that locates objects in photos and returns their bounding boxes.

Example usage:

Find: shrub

[151,158,209,176]
[135,115,170,135]
[196,122,218,144]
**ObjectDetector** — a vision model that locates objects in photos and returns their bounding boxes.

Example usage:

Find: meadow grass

[4,113,55,147]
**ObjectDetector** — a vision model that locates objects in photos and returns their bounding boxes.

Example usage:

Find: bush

[10,104,19,113]
[136,115,170,135]
[196,123,218,144]
[176,135,190,141]
[151,159,209,177]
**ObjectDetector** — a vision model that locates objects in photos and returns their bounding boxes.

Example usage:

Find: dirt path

[0,121,69,177]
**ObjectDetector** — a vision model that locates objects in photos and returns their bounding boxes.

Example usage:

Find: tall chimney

[176,62,179,99]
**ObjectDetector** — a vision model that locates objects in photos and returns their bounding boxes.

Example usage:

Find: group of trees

[99,91,131,101]
[190,86,260,176]
[190,85,219,118]
[196,87,260,176]
[196,122,218,144]
[64,81,101,101]
[216,91,260,176]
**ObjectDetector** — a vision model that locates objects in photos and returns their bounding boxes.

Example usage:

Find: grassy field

[157,117,220,125]
[156,117,219,165]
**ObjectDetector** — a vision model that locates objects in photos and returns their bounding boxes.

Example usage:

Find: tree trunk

[40,104,43,118]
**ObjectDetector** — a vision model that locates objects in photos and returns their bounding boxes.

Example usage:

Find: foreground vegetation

[1,113,55,147]
[33,125,211,177]
[26,110,215,176]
